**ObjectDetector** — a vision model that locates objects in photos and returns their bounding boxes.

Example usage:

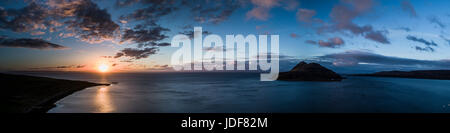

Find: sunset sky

[1,0,450,73]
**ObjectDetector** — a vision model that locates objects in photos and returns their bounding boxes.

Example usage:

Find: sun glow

[98,64,109,73]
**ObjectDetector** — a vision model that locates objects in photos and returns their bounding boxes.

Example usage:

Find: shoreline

[29,83,108,113]
[1,73,109,113]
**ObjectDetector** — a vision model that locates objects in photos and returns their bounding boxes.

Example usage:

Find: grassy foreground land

[0,73,109,113]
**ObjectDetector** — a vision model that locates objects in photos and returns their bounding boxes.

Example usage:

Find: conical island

[277,61,343,81]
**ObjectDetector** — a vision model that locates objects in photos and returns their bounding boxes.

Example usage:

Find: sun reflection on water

[95,87,114,113]
[95,74,114,113]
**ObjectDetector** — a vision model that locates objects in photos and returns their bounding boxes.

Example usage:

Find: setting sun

[98,64,109,73]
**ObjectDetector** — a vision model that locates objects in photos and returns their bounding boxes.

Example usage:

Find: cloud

[246,0,298,21]
[101,56,113,58]
[364,30,390,44]
[43,0,121,43]
[114,0,140,8]
[282,0,299,11]
[0,0,120,43]
[329,0,388,43]
[148,64,173,70]
[52,0,120,43]
[30,65,85,70]
[117,0,240,25]
[250,0,280,8]
[315,50,450,69]
[0,37,67,50]
[203,46,224,52]
[121,25,170,48]
[406,35,438,47]
[440,35,450,45]
[305,40,317,44]
[179,30,212,39]
[306,0,390,44]
[428,16,446,28]
[246,7,271,20]
[415,46,435,52]
[189,0,241,24]
[0,2,48,32]
[307,37,345,48]
[290,33,299,38]
[118,0,177,23]
[401,0,417,17]
[114,47,159,60]
[296,8,317,23]
[396,27,411,32]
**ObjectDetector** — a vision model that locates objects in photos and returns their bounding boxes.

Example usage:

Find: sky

[1,0,450,73]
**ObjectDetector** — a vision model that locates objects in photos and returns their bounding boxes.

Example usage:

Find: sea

[11,71,450,113]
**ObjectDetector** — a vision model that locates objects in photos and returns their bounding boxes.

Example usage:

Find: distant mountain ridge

[353,70,450,80]
[277,61,343,81]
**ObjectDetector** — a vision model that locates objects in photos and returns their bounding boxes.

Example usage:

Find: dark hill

[277,61,343,81]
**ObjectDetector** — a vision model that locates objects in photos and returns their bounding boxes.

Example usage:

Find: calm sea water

[14,72,450,113]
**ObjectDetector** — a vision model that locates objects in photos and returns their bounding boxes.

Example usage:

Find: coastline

[1,73,109,113]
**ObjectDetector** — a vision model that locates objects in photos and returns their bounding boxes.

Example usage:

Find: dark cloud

[120,60,133,63]
[401,0,417,17]
[117,0,239,24]
[149,64,173,70]
[114,47,159,60]
[415,46,435,52]
[406,35,438,47]
[315,50,450,69]
[114,53,124,58]
[203,46,224,52]
[308,37,345,48]
[101,56,113,58]
[30,65,85,70]
[114,0,241,60]
[118,0,177,24]
[0,2,48,32]
[52,0,120,43]
[179,30,211,39]
[0,0,120,43]
[121,25,169,48]
[305,40,317,44]
[114,0,140,8]
[428,16,446,28]
[396,27,411,32]
[364,31,390,44]
[189,0,241,24]
[0,37,67,50]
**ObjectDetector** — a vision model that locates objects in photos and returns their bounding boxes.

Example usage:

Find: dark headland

[353,70,450,80]
[277,61,343,81]
[0,73,109,113]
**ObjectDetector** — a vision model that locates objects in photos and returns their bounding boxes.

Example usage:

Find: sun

[98,64,109,73]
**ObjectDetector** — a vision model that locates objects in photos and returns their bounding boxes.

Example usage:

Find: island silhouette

[277,61,343,81]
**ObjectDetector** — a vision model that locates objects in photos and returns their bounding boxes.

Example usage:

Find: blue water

[13,72,450,113]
